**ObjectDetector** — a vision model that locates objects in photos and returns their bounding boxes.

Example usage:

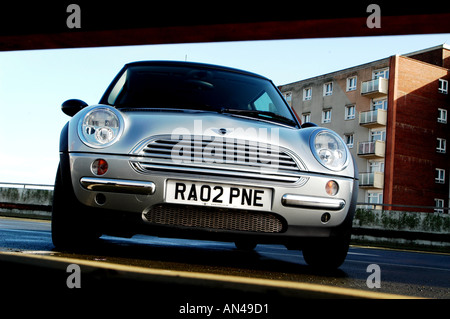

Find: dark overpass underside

[1,2,450,52]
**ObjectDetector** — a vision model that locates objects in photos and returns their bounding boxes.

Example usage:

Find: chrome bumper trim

[281,194,345,211]
[80,177,155,195]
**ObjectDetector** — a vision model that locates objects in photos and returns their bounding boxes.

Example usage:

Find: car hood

[68,106,356,178]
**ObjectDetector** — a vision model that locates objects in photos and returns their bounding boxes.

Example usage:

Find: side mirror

[61,99,88,117]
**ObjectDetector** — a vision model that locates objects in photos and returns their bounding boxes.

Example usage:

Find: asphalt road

[0,216,449,302]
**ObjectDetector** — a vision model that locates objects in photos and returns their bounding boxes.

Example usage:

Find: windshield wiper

[220,108,298,126]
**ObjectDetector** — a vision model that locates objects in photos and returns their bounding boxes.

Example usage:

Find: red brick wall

[386,56,449,211]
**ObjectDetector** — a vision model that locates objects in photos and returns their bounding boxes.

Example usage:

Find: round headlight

[78,106,124,148]
[311,130,348,171]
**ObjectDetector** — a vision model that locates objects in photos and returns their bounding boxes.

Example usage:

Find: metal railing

[358,141,375,154]
[361,77,388,95]
[356,202,450,214]
[358,172,384,188]
[0,182,54,190]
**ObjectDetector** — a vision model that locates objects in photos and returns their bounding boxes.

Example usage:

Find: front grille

[143,204,285,233]
[130,135,305,183]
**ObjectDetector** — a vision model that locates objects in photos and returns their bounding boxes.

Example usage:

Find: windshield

[101,64,298,127]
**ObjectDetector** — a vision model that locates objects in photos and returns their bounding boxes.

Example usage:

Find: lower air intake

[143,204,285,233]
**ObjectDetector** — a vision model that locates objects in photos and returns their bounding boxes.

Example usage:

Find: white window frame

[302,113,311,123]
[345,105,356,120]
[322,109,332,123]
[369,160,385,173]
[437,138,447,153]
[372,98,388,111]
[434,199,445,214]
[344,134,354,148]
[303,87,312,101]
[373,68,389,79]
[283,91,292,102]
[436,168,446,184]
[367,192,383,205]
[323,82,333,96]
[347,76,357,91]
[438,108,447,123]
[370,129,386,142]
[438,79,448,94]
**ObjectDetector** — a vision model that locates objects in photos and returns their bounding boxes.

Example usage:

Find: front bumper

[68,152,357,237]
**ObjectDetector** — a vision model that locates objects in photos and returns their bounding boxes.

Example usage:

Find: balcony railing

[359,109,387,128]
[357,140,385,158]
[359,172,384,189]
[361,78,388,98]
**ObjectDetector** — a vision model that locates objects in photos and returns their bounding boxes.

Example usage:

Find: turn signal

[325,180,339,196]
[91,159,108,176]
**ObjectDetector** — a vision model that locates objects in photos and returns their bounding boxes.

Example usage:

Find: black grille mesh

[143,204,284,233]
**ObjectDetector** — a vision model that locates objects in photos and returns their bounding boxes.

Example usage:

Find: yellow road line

[351,244,450,256]
[0,251,420,299]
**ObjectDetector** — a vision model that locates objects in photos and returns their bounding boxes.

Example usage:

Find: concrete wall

[352,208,450,250]
[0,187,52,219]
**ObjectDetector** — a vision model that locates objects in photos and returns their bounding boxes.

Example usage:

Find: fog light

[91,159,108,176]
[321,212,331,223]
[325,180,339,196]
[95,193,106,205]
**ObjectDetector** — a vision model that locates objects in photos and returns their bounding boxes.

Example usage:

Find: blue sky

[1,33,449,185]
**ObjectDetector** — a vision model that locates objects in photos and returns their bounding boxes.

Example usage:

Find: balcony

[357,140,385,159]
[361,78,388,98]
[359,172,384,189]
[359,109,387,128]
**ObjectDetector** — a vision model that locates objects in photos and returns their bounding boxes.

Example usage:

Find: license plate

[165,180,272,211]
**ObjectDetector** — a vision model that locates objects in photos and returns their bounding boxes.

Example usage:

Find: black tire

[51,164,101,250]
[302,235,350,270]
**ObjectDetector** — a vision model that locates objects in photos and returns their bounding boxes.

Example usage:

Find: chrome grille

[143,204,285,233]
[130,135,305,183]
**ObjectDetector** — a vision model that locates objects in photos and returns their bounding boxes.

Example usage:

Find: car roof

[124,60,271,81]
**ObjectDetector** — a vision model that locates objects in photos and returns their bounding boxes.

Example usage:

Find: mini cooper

[52,61,358,269]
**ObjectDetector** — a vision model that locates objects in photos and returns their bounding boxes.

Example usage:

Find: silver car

[52,61,358,269]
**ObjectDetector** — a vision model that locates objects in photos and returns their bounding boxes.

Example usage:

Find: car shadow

[52,234,349,280]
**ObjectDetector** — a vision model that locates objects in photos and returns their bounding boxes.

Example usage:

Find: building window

[323,82,333,96]
[345,105,356,120]
[372,99,388,111]
[344,134,354,148]
[371,130,386,142]
[369,160,385,173]
[283,91,292,102]
[347,76,357,91]
[302,113,311,123]
[438,108,447,123]
[437,138,447,153]
[435,168,445,184]
[367,192,383,205]
[435,199,445,214]
[438,79,448,94]
[373,68,389,79]
[303,87,312,101]
[322,109,332,123]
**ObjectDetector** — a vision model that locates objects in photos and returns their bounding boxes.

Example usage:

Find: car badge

[219,128,227,135]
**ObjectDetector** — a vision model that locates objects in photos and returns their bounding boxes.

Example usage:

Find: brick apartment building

[278,44,450,213]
